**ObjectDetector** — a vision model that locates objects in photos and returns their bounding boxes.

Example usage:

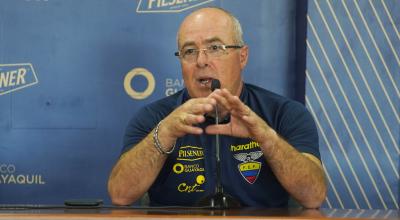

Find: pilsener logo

[0,63,39,96]
[137,0,214,13]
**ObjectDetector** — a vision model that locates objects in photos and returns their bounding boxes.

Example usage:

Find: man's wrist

[153,120,176,155]
[259,128,279,153]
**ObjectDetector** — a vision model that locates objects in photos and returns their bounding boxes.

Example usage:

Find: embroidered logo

[233,151,263,184]
[177,146,204,161]
[230,141,260,152]
[177,175,205,193]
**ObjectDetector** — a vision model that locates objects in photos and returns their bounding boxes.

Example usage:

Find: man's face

[177,9,248,98]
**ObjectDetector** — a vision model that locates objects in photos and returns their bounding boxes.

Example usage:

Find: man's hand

[159,97,217,146]
[206,88,326,208]
[109,96,218,205]
[206,88,276,146]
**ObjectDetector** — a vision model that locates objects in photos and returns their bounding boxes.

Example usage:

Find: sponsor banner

[137,0,214,13]
[165,78,184,96]
[0,164,46,185]
[0,63,39,96]
[124,67,155,100]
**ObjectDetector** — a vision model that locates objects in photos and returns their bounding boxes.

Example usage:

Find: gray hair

[218,7,244,46]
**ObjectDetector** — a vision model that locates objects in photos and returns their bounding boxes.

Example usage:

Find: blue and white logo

[136,0,214,13]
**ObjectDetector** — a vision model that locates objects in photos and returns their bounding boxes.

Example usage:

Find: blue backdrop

[0,0,303,205]
[0,0,398,210]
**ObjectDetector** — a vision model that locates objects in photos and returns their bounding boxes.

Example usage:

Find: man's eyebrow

[180,37,225,49]
[180,42,196,49]
[204,37,224,44]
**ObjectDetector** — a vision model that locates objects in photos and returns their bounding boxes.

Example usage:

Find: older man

[108,7,326,208]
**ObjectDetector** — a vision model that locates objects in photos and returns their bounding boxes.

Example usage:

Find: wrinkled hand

[206,89,274,143]
[161,97,216,140]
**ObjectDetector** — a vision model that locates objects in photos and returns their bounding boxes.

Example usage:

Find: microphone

[196,79,240,209]
[211,79,221,92]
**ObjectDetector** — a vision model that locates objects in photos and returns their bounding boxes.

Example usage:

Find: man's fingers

[185,97,216,114]
[209,89,232,111]
[189,103,214,114]
[227,95,247,112]
[180,114,205,125]
[205,124,232,136]
[231,107,252,119]
[171,118,203,137]
[192,97,217,106]
[218,89,249,114]
[181,124,203,135]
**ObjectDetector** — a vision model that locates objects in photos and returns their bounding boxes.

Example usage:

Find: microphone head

[211,79,221,91]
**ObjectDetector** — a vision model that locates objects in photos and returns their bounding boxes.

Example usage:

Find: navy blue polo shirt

[122,83,320,207]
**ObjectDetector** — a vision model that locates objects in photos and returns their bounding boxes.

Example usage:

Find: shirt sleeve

[121,106,159,155]
[276,100,321,159]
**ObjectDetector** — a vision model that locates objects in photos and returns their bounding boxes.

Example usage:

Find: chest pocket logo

[233,151,263,184]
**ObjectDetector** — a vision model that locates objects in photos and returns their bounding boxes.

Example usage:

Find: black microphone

[196,79,240,209]
[211,79,221,91]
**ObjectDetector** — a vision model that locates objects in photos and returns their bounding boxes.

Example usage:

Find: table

[0,206,398,220]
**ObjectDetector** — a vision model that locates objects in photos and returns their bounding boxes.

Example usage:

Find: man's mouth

[198,78,214,87]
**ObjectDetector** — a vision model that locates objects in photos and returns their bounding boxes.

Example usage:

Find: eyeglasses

[174,44,243,62]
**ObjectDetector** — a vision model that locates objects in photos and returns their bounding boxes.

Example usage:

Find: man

[108,7,326,208]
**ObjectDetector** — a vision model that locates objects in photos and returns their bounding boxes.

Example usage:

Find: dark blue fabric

[122,83,320,207]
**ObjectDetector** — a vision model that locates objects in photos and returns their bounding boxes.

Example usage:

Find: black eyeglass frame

[174,45,243,57]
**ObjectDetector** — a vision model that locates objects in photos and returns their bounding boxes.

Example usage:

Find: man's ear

[239,45,249,70]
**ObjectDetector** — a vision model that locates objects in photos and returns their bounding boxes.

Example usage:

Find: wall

[0,0,302,205]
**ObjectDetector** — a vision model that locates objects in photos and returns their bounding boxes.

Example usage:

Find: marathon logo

[230,141,260,152]
[136,0,214,13]
[0,63,39,96]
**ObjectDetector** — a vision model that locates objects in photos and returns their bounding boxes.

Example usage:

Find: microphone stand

[196,80,241,209]
[215,105,222,195]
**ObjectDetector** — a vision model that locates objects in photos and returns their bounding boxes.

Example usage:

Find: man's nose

[196,49,209,67]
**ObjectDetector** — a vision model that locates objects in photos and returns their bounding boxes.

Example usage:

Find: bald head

[177,7,244,49]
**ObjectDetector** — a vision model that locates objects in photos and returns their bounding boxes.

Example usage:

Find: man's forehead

[178,26,235,48]
[177,9,233,46]
[180,37,225,48]
[183,8,230,25]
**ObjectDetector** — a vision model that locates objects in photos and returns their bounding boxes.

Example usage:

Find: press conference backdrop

[306,0,399,210]
[0,0,398,210]
[0,0,304,205]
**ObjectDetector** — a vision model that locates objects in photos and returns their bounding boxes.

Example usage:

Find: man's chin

[187,88,212,98]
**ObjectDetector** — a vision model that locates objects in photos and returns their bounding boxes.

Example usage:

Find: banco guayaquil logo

[0,63,39,96]
[136,0,214,13]
[0,164,46,185]
[124,67,155,100]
